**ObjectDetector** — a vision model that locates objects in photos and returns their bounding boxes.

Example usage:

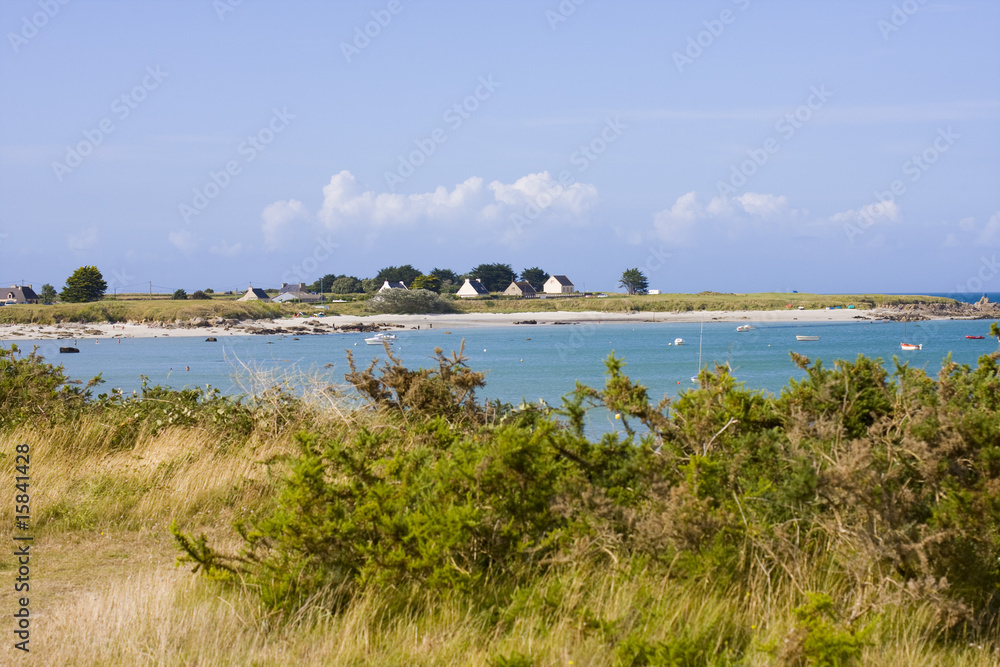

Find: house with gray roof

[456,278,489,298]
[3,285,38,304]
[503,281,538,298]
[543,275,575,294]
[237,285,271,302]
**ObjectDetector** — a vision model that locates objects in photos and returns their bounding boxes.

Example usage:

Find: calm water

[10,319,998,411]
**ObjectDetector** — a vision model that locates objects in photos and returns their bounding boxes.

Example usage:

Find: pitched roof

[237,286,271,301]
[505,281,537,294]
[458,278,489,295]
[4,285,39,303]
[548,275,573,286]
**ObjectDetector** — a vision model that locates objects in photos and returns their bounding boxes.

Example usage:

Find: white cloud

[68,226,98,251]
[828,200,900,226]
[261,199,309,250]
[210,240,243,256]
[652,191,800,247]
[976,211,1000,247]
[736,192,788,218]
[263,170,598,248]
[958,216,976,232]
[652,191,703,246]
[168,229,198,255]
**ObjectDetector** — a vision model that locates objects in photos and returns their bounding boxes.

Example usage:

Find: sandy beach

[0,307,889,341]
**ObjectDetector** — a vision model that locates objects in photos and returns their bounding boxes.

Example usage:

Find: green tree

[190,290,211,300]
[172,289,188,300]
[991,321,1000,349]
[330,276,363,294]
[520,267,549,290]
[307,274,341,293]
[375,265,422,287]
[619,268,648,295]
[470,263,515,292]
[39,284,57,304]
[60,266,107,303]
[361,278,381,293]
[430,268,459,286]
[410,274,442,293]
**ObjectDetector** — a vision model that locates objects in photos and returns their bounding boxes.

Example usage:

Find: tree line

[38,264,652,303]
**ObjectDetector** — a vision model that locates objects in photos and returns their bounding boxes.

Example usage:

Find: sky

[1,0,998,295]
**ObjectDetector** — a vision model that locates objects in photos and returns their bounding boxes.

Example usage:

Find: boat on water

[674,338,685,345]
[691,321,703,383]
[796,335,820,341]
[736,325,755,332]
[900,322,921,350]
[365,332,398,345]
[966,335,985,340]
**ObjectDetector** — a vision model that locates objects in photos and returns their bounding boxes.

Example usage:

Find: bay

[12,319,998,412]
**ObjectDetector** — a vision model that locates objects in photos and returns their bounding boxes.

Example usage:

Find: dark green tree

[330,276,363,294]
[375,265,422,287]
[60,266,107,303]
[307,274,341,293]
[361,278,381,293]
[430,268,459,286]
[190,290,211,300]
[39,284,57,304]
[619,268,648,295]
[469,263,515,292]
[410,274,442,293]
[520,267,549,290]
[172,289,188,300]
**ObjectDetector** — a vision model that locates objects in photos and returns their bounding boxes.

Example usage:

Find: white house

[237,285,271,302]
[503,281,537,298]
[378,280,408,292]
[543,275,574,294]
[456,278,489,298]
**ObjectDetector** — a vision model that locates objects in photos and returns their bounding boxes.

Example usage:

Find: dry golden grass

[2,414,997,664]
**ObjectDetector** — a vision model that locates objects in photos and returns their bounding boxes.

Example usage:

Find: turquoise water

[11,319,998,410]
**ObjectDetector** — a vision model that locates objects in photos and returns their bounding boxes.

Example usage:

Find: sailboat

[691,320,703,383]
[900,321,922,351]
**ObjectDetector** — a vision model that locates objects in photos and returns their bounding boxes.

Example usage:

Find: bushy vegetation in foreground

[2,342,999,664]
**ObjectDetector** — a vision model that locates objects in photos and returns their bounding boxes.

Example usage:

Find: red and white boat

[900,322,921,350]
[966,335,985,340]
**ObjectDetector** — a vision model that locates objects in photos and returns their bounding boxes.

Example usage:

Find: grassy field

[0,291,958,324]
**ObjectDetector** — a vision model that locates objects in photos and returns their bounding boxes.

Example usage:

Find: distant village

[230,274,579,304]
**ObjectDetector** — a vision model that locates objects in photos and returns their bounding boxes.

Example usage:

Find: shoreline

[0,307,966,341]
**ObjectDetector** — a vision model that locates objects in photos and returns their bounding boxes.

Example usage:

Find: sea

[11,318,999,427]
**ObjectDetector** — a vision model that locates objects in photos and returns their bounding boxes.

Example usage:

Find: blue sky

[1,0,998,295]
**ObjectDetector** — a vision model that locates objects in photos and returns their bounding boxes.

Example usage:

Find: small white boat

[365,333,397,345]
[795,335,820,341]
[674,338,685,345]
[736,325,755,332]
[900,322,921,351]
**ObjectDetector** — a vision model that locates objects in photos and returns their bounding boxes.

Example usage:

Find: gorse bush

[365,288,456,314]
[173,346,1000,649]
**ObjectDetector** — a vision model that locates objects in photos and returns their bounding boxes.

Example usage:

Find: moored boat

[365,333,397,345]
[900,342,922,351]
[966,335,985,339]
[736,325,755,332]
[795,335,820,341]
[674,338,685,345]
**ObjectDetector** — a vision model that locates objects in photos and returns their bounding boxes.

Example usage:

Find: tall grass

[1,343,998,664]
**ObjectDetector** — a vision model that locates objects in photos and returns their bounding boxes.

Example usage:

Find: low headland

[1,291,996,340]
